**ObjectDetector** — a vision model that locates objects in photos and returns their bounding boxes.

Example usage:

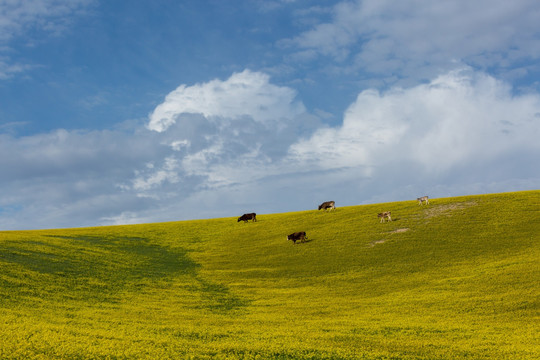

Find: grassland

[0,190,539,359]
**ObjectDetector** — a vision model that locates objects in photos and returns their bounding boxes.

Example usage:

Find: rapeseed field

[0,190,538,359]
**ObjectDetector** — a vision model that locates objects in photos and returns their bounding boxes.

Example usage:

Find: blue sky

[1,0,539,230]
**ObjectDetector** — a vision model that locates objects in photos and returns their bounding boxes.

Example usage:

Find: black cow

[318,201,335,211]
[287,231,307,244]
[238,213,257,223]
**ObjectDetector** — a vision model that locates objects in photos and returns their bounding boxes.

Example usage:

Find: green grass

[0,190,539,359]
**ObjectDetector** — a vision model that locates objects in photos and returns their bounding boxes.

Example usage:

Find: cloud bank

[1,68,539,230]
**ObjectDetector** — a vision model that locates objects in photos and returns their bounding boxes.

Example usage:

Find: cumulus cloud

[287,68,540,200]
[148,69,306,132]
[141,70,319,189]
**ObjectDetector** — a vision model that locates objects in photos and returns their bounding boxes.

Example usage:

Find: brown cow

[318,201,335,211]
[238,213,257,222]
[378,211,392,223]
[287,231,307,244]
[417,196,429,205]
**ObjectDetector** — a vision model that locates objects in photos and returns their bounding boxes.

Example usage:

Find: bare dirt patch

[368,239,387,247]
[369,228,410,247]
[389,228,410,234]
[423,201,477,218]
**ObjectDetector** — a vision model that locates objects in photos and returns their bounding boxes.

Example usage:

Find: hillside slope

[0,190,539,359]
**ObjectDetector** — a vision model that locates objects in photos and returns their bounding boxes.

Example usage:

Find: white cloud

[148,69,306,132]
[140,70,318,193]
[288,68,540,178]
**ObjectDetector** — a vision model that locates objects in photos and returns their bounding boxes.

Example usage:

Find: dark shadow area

[190,277,250,313]
[292,238,314,244]
[1,234,250,313]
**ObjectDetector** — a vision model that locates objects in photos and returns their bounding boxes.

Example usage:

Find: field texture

[0,191,539,359]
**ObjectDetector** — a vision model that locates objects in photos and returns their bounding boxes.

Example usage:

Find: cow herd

[237,196,430,245]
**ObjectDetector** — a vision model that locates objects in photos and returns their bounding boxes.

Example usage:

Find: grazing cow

[287,231,307,244]
[378,211,392,223]
[238,213,257,223]
[417,196,429,205]
[318,201,335,211]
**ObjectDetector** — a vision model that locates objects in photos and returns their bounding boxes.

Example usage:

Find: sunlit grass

[1,190,539,359]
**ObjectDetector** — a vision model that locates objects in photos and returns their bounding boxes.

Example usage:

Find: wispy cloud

[284,0,540,85]
[0,0,93,79]
[0,0,93,41]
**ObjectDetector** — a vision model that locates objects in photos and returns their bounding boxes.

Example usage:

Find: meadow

[0,190,538,359]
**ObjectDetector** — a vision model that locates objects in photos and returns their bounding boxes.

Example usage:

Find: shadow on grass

[2,234,250,313]
[191,278,251,313]
[291,238,314,245]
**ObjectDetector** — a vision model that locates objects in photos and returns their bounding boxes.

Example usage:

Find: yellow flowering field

[0,190,539,359]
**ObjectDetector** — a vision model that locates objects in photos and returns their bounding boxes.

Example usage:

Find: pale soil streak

[423,201,478,218]
[369,228,410,247]
[369,240,387,247]
[389,228,410,234]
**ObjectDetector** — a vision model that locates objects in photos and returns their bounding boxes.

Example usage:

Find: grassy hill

[0,190,538,359]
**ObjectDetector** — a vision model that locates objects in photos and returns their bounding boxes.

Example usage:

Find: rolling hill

[0,190,539,359]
